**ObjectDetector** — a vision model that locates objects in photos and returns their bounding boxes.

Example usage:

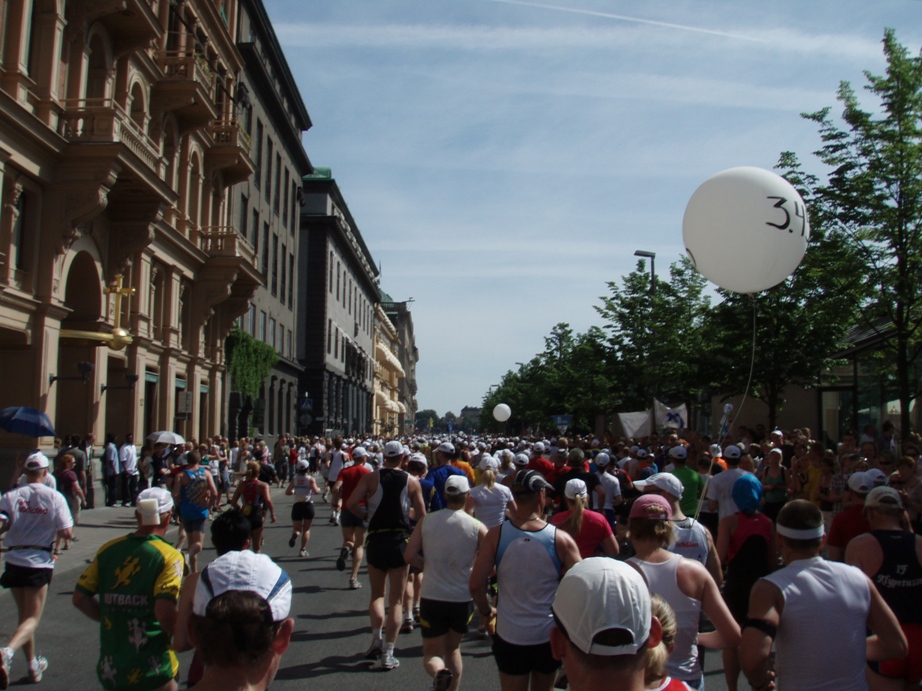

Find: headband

[776,524,825,540]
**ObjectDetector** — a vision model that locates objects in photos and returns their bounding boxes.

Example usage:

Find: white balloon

[682,167,810,293]
[493,403,512,422]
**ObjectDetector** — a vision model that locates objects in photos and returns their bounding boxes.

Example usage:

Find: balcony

[154,50,218,132]
[205,120,255,186]
[75,0,163,54]
[196,226,257,269]
[59,98,165,180]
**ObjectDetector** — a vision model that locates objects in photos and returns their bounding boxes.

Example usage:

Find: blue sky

[264,0,922,417]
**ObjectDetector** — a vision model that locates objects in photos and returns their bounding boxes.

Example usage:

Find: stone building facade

[0,0,259,457]
[298,168,377,437]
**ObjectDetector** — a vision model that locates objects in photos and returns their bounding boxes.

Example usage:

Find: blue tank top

[180,467,210,521]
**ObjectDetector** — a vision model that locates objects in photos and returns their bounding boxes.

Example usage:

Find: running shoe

[349,578,362,590]
[363,639,383,661]
[400,617,414,634]
[299,548,308,557]
[413,606,421,624]
[0,646,12,689]
[432,668,453,691]
[371,652,400,671]
[28,655,48,683]
[336,546,349,571]
[289,534,297,548]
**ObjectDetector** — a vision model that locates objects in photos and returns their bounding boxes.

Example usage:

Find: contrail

[483,0,768,42]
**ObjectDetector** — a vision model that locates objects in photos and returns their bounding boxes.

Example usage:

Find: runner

[72,487,182,691]
[172,450,217,573]
[741,499,907,691]
[405,475,487,691]
[231,461,276,553]
[0,452,73,687]
[334,446,372,589]
[845,486,922,691]
[285,460,322,558]
[470,469,581,691]
[346,440,427,671]
[327,436,348,525]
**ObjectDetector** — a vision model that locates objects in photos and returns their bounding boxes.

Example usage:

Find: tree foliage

[225,327,279,399]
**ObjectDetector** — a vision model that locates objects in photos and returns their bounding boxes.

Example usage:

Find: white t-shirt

[0,483,73,568]
[17,473,57,491]
[470,483,513,529]
[705,467,749,519]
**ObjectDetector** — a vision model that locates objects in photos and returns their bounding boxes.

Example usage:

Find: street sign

[551,414,573,435]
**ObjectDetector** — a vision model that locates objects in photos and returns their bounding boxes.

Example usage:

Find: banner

[654,399,688,430]
[618,410,652,438]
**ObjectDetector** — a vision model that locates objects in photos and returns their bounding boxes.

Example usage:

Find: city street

[0,479,732,690]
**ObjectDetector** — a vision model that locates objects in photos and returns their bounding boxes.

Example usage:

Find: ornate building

[0,0,259,458]
[373,303,404,437]
[298,168,377,437]
[381,295,417,435]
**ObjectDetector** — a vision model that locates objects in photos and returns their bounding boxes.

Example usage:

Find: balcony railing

[207,120,252,155]
[59,98,165,178]
[196,226,257,268]
[156,49,217,99]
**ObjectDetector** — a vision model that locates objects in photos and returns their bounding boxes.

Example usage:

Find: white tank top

[420,509,482,602]
[292,474,313,502]
[495,522,562,645]
[764,557,870,691]
[629,552,702,681]
[670,517,710,565]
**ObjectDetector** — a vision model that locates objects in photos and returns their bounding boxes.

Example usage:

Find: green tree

[795,29,922,437]
[595,256,711,412]
[415,409,439,432]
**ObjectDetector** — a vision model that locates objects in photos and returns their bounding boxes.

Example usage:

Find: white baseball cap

[565,478,588,500]
[552,558,651,656]
[513,453,530,466]
[352,447,368,459]
[478,454,499,471]
[24,451,50,470]
[384,441,404,457]
[445,475,471,494]
[193,551,292,622]
[634,472,685,499]
[137,487,174,514]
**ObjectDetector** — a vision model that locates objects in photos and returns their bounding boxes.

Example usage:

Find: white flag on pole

[654,399,688,430]
[618,410,652,438]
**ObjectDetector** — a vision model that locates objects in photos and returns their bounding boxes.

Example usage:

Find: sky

[262,0,922,417]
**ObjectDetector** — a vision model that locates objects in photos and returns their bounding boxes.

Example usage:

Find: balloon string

[695,295,757,522]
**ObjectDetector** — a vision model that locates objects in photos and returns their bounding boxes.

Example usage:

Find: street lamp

[634,250,656,296]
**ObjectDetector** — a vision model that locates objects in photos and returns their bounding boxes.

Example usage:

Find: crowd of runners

[1,424,921,690]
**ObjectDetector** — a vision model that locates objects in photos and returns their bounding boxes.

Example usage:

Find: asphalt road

[0,479,733,690]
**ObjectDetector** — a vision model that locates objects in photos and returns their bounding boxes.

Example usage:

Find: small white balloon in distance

[682,166,811,294]
[493,404,512,422]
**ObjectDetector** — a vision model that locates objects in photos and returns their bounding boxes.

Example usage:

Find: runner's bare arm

[72,590,101,622]
[470,526,500,619]
[740,579,781,691]
[865,575,908,662]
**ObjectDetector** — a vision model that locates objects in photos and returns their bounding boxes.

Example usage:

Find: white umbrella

[147,430,185,445]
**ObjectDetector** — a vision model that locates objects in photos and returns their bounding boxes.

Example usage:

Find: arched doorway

[55,251,102,442]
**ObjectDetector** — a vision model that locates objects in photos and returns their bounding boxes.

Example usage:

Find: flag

[618,411,652,438]
[654,399,688,430]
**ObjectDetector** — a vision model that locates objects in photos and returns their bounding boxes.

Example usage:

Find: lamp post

[634,250,656,296]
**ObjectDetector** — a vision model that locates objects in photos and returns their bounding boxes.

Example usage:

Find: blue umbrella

[0,406,56,438]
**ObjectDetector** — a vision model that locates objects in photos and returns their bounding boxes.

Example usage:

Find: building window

[11,193,28,271]
[336,262,340,300]
[239,194,248,236]
[282,169,290,227]
[251,209,259,252]
[249,304,256,335]
[290,181,298,235]
[279,323,284,354]
[287,328,292,358]
[254,120,263,189]
[271,235,278,296]
[329,253,334,293]
[269,317,276,348]
[265,139,273,202]
[274,153,281,213]
[280,243,286,303]
[335,329,339,359]
[262,222,269,276]
[288,253,294,308]
[259,311,267,342]
[327,319,332,353]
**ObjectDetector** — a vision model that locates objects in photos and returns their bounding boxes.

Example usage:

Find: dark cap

[512,469,553,493]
